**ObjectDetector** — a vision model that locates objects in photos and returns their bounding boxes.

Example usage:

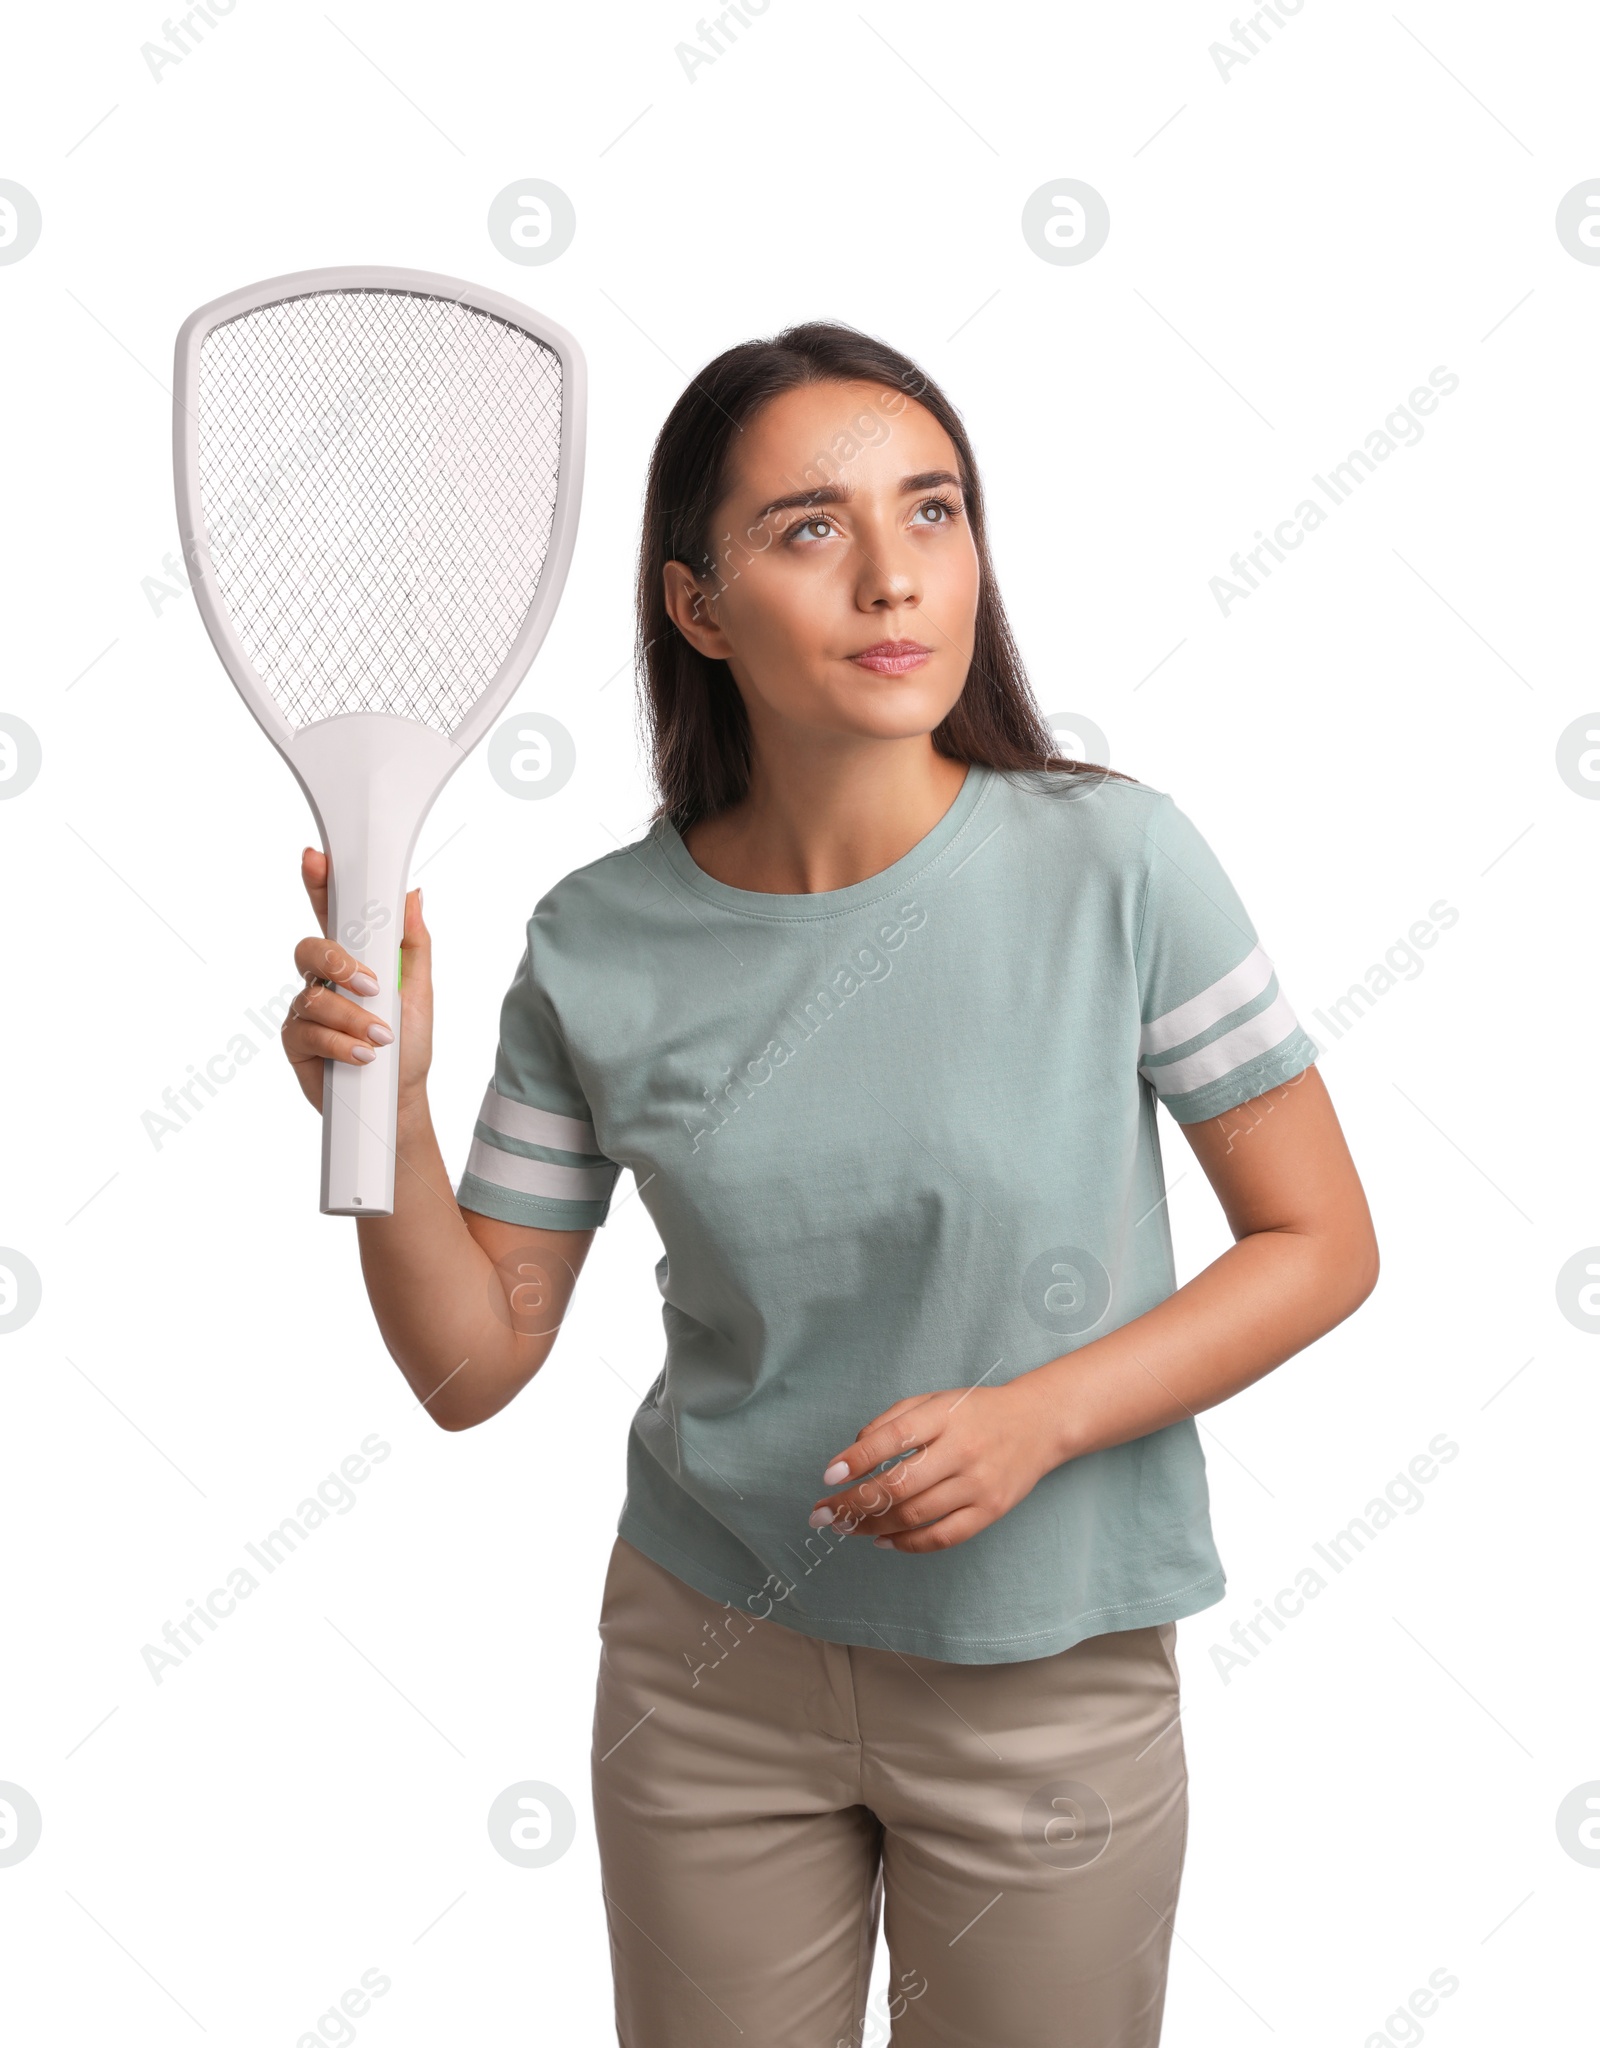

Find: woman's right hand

[282,849,434,1113]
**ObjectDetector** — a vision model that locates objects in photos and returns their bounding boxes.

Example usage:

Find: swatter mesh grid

[195,290,562,735]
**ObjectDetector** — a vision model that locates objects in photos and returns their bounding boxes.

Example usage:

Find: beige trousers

[589,1536,1189,2047]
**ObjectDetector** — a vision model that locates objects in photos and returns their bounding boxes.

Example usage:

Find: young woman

[280,322,1378,2047]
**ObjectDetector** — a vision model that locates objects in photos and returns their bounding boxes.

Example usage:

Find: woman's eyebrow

[751,469,963,521]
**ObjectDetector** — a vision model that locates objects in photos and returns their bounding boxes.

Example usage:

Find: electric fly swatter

[173,265,584,1217]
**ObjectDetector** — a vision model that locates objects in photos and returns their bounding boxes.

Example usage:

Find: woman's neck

[681,742,971,896]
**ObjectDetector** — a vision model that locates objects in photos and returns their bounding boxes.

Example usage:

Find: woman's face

[662,377,981,749]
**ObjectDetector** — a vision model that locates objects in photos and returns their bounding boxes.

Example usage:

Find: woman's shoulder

[987,762,1174,860]
[526,821,662,910]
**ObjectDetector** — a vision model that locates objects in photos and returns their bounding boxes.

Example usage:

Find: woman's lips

[847,641,932,675]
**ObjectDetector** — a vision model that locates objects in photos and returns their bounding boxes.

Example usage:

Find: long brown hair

[634,319,1134,830]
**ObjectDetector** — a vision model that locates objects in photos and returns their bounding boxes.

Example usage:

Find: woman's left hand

[808,1379,1065,1554]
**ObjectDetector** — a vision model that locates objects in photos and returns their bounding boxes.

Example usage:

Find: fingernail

[873,1536,895,1549]
[822,1460,849,1484]
[808,1507,834,1528]
[349,970,379,995]
[367,1022,394,1045]
[350,1043,377,1063]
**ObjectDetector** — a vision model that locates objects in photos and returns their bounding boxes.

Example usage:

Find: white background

[2,0,1596,2042]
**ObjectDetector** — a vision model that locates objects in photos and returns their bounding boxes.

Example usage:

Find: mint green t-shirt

[456,762,1320,1664]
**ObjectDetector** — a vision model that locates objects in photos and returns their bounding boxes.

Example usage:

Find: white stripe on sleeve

[475,1081,601,1158]
[1139,986,1302,1101]
[1140,943,1276,1058]
[463,1136,618,1205]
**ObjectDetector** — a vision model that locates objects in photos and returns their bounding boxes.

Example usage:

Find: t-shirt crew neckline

[650,760,994,921]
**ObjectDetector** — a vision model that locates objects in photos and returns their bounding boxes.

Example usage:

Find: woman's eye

[787,499,957,543]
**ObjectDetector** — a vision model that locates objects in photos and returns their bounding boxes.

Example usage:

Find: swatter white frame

[173,265,586,1217]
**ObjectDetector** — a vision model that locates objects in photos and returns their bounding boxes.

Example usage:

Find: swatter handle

[319,836,408,1216]
[295,718,454,1219]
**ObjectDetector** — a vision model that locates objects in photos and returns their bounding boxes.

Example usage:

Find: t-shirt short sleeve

[1134,792,1320,1122]
[455,933,622,1230]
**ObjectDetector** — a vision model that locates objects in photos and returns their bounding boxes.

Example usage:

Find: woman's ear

[662,559,732,659]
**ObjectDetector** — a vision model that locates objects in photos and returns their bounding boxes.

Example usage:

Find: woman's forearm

[351,1086,529,1429]
[1027,1226,1380,1469]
